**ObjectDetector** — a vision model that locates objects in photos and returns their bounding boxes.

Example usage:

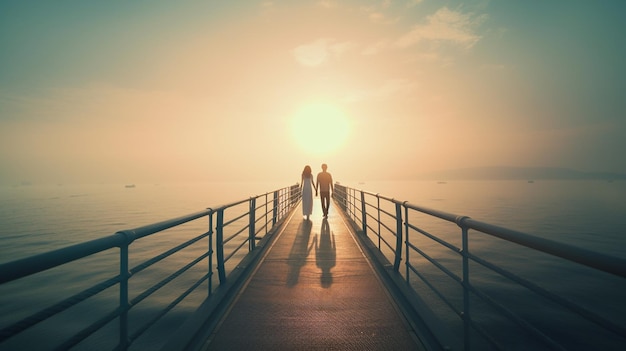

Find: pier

[188,204,424,350]
[1,183,625,350]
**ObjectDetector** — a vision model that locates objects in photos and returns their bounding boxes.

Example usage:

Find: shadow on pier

[190,202,424,350]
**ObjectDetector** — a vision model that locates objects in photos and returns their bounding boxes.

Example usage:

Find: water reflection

[315,218,336,288]
[286,219,313,286]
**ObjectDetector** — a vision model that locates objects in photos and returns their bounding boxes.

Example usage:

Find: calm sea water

[346,179,626,257]
[346,180,626,350]
[1,180,625,350]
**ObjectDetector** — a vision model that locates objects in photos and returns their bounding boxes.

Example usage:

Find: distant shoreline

[414,166,626,181]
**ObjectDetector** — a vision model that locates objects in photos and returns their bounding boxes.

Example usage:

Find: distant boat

[437,181,447,184]
[125,184,136,188]
[528,180,535,183]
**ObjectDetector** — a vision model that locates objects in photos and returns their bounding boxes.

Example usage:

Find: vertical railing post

[352,188,357,221]
[377,196,381,248]
[208,210,214,297]
[264,193,269,235]
[273,190,279,225]
[457,216,471,350]
[360,191,367,236]
[290,185,296,207]
[216,209,226,284]
[118,239,130,350]
[249,197,256,251]
[393,201,403,271]
[345,188,350,218]
[346,188,352,219]
[404,205,410,283]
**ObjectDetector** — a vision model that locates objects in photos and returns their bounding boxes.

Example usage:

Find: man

[315,163,334,217]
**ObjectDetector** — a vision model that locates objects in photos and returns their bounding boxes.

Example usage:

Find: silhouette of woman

[300,165,316,220]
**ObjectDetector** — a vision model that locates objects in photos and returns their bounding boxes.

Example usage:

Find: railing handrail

[0,183,302,350]
[0,208,213,284]
[0,234,126,284]
[0,189,297,285]
[340,190,626,279]
[334,183,626,350]
[461,216,626,278]
[400,200,626,279]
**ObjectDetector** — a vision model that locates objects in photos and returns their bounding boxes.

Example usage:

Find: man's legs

[320,191,330,216]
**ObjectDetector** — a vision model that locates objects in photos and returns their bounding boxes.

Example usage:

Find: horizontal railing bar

[53,309,121,351]
[258,213,269,226]
[129,231,210,276]
[129,274,210,344]
[223,211,248,227]
[0,234,126,283]
[0,184,300,350]
[411,244,463,286]
[406,222,461,253]
[363,200,378,208]
[364,222,378,237]
[123,209,212,242]
[130,252,209,307]
[223,226,248,245]
[466,316,507,351]
[0,274,121,342]
[467,282,565,350]
[407,263,462,318]
[341,184,626,350]
[361,190,396,203]
[401,200,626,278]
[468,252,626,337]
[212,197,254,212]
[403,201,460,222]
[255,223,269,237]
[377,233,396,254]
[377,206,397,220]
[253,215,265,228]
[0,210,213,285]
[364,211,377,224]
[378,220,396,237]
[224,239,248,264]
[462,218,626,278]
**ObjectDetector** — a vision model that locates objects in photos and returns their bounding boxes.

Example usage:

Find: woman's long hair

[302,165,312,178]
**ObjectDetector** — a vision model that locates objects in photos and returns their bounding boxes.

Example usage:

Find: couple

[300,163,333,220]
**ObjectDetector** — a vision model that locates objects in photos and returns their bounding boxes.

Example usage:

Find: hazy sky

[2,0,625,185]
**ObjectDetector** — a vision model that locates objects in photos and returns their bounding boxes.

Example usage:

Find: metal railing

[0,184,301,350]
[334,184,626,350]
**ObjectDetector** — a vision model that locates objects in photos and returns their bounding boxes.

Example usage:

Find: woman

[300,165,317,220]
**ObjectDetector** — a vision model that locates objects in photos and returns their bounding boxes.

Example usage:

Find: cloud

[316,1,338,9]
[396,7,485,50]
[292,38,356,67]
[405,0,424,8]
[368,12,386,23]
[358,2,398,24]
[362,40,388,56]
[343,78,416,102]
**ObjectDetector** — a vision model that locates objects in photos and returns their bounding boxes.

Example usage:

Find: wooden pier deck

[194,201,425,350]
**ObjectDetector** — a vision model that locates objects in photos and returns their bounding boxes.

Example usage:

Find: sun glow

[291,103,350,156]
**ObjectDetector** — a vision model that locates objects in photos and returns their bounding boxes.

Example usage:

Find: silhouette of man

[316,163,333,217]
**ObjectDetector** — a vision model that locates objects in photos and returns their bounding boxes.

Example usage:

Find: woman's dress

[302,176,313,216]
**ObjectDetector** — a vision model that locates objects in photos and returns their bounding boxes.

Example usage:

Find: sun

[291,103,350,156]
